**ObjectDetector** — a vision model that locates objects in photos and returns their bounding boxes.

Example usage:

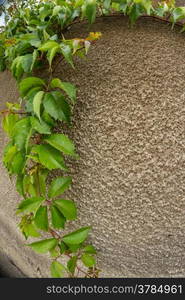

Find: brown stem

[140,14,183,27]
[65,253,90,277]
[49,227,91,277]
[0,110,27,115]
[45,199,52,205]
[49,228,61,240]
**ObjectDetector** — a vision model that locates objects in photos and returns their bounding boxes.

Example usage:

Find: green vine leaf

[23,223,40,239]
[21,54,34,73]
[129,3,143,25]
[83,244,97,254]
[3,143,16,167]
[85,0,97,24]
[11,56,24,80]
[16,174,24,196]
[32,144,67,171]
[81,253,96,267]
[136,0,152,15]
[51,205,66,229]
[62,226,91,245]
[41,111,55,127]
[12,117,31,151]
[34,206,48,231]
[103,0,111,10]
[30,116,51,135]
[171,7,185,25]
[47,46,60,67]
[50,261,66,278]
[52,5,63,16]
[39,40,61,68]
[49,247,60,258]
[50,78,77,104]
[31,50,38,71]
[10,151,25,174]
[39,41,60,52]
[19,217,40,239]
[44,133,77,157]
[33,91,45,121]
[19,77,46,97]
[2,114,19,137]
[25,86,43,101]
[17,197,44,214]
[38,169,49,197]
[19,33,41,48]
[60,43,74,68]
[59,241,67,254]
[67,256,78,275]
[23,175,37,198]
[48,176,72,198]
[28,238,58,254]
[43,91,71,124]
[3,144,25,174]
[68,244,82,253]
[54,199,77,220]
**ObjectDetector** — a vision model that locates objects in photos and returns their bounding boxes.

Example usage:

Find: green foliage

[48,176,72,198]
[19,77,46,97]
[50,261,66,278]
[17,197,44,214]
[51,205,66,229]
[171,7,185,24]
[43,91,71,124]
[84,0,97,24]
[2,0,183,279]
[33,90,45,121]
[83,244,97,254]
[32,144,68,171]
[81,253,96,267]
[30,116,51,134]
[44,134,77,157]
[50,79,77,104]
[54,198,77,220]
[28,238,58,254]
[62,226,91,245]
[12,117,31,151]
[67,256,78,275]
[34,206,49,231]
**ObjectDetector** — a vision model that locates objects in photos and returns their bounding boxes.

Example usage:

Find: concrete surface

[1,16,185,277]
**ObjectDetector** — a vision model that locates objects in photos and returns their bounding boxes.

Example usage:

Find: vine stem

[49,228,90,277]
[0,109,27,115]
[49,228,61,240]
[66,253,90,277]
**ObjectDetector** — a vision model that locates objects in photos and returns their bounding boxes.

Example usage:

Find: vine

[0,0,184,278]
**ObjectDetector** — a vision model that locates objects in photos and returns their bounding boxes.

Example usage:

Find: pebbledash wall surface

[1,14,185,277]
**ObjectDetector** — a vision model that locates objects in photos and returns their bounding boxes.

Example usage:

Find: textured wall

[1,16,185,277]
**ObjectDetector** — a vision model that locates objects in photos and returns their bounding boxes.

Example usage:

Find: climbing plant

[0,0,184,277]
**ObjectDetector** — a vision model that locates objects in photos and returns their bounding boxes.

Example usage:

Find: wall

[0,16,185,277]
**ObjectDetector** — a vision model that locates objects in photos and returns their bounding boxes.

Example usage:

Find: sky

[0,0,7,27]
[0,12,5,27]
